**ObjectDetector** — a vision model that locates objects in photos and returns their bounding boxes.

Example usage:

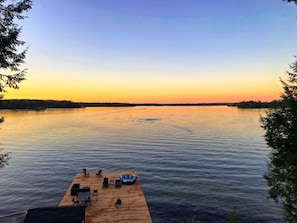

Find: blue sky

[8,0,297,103]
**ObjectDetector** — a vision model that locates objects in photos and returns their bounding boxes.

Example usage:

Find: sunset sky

[4,0,297,103]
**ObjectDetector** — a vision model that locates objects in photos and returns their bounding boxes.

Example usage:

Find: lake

[0,106,284,222]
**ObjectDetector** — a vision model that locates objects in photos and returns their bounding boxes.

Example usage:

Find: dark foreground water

[0,106,284,222]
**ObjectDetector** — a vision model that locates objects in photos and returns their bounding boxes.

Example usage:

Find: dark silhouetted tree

[0,0,32,168]
[0,0,32,94]
[284,0,297,4]
[260,58,297,222]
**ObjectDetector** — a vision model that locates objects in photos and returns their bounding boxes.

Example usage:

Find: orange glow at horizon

[3,75,282,104]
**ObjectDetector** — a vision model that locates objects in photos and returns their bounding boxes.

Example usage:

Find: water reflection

[0,106,284,222]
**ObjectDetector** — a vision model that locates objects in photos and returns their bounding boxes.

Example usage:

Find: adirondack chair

[82,168,89,177]
[96,169,102,177]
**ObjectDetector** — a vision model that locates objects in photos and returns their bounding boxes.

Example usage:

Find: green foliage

[228,207,238,223]
[187,215,196,223]
[0,148,10,168]
[260,58,297,222]
[0,0,32,94]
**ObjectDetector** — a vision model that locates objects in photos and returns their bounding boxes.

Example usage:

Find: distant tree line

[0,99,83,110]
[81,102,135,107]
[232,100,282,109]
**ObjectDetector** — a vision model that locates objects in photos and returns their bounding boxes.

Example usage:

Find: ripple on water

[0,107,284,222]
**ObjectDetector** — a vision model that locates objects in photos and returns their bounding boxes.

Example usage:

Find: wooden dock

[59,171,152,223]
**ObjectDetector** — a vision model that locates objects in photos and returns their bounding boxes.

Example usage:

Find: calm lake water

[0,106,284,222]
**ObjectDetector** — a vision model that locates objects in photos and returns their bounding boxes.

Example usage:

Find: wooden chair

[115,179,121,188]
[71,183,80,196]
[103,177,109,188]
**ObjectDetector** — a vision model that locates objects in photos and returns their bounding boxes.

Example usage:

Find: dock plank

[59,171,152,223]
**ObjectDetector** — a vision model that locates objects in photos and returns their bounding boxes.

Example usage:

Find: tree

[0,0,32,168]
[260,58,297,222]
[284,0,297,4]
[0,0,32,94]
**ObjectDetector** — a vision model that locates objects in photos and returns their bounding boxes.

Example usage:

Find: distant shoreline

[81,102,230,107]
[0,99,281,110]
